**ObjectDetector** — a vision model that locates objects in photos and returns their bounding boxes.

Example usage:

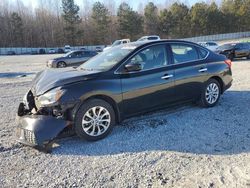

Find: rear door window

[170,44,199,64]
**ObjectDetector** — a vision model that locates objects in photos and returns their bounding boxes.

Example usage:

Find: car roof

[126,39,201,48]
[72,50,96,53]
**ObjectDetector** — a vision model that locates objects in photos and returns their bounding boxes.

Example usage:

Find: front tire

[57,61,67,68]
[200,79,221,108]
[74,99,115,141]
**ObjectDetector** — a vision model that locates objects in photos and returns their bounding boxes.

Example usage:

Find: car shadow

[0,72,35,78]
[53,90,250,156]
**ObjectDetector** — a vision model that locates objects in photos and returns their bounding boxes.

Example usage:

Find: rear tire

[74,99,115,141]
[200,79,221,108]
[57,61,67,68]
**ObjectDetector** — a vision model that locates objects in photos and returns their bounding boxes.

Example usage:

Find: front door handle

[161,74,173,79]
[199,68,208,73]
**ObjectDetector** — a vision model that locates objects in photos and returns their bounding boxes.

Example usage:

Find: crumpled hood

[32,68,100,96]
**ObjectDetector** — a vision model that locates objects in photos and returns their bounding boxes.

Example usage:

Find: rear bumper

[223,79,232,93]
[16,114,67,147]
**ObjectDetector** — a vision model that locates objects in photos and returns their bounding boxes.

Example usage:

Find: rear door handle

[199,68,207,73]
[161,74,173,79]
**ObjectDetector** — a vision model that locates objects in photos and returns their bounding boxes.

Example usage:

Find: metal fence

[183,31,250,42]
[0,45,105,55]
[1,31,250,55]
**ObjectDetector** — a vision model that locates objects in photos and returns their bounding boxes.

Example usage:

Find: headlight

[47,60,55,66]
[38,87,66,106]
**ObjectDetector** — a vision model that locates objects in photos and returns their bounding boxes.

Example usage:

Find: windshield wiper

[78,68,96,71]
[78,67,105,71]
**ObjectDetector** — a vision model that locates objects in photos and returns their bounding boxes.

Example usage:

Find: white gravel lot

[0,54,250,188]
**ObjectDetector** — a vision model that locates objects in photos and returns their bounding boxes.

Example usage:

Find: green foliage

[117,3,143,40]
[62,0,82,45]
[190,3,209,36]
[144,2,159,35]
[1,0,250,47]
[10,12,23,46]
[169,3,190,38]
[159,9,173,38]
[91,2,111,44]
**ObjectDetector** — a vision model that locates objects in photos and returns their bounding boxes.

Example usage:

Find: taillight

[224,59,232,68]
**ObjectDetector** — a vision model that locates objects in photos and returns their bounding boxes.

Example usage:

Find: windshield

[148,36,159,40]
[112,40,122,46]
[137,37,146,41]
[78,45,136,71]
[63,51,73,57]
[217,44,235,50]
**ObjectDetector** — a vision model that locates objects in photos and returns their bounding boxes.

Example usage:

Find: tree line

[0,0,249,47]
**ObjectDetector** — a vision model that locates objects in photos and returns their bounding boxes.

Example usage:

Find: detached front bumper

[16,104,68,147]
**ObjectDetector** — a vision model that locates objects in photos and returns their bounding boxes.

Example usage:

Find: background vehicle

[31,50,38,55]
[103,39,130,51]
[17,40,232,150]
[47,50,97,68]
[7,51,16,55]
[48,49,56,54]
[64,45,71,53]
[95,46,103,52]
[197,41,219,51]
[137,35,161,41]
[39,49,46,54]
[57,48,65,54]
[215,42,250,60]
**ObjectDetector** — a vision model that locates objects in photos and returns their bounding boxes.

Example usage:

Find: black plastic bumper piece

[16,115,67,149]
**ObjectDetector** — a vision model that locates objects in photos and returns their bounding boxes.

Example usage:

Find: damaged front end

[16,89,76,152]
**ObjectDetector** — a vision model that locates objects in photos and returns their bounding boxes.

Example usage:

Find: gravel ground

[0,54,250,188]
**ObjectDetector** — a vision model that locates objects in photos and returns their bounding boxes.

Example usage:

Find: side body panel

[120,67,175,117]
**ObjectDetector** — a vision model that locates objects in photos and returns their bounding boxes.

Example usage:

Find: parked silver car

[47,50,98,68]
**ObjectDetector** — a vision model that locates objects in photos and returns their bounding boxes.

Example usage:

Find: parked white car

[103,39,130,51]
[197,41,219,51]
[48,49,56,54]
[137,35,161,41]
[64,45,71,53]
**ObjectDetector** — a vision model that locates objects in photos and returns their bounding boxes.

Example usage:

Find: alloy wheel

[205,83,219,104]
[57,62,66,68]
[81,106,111,136]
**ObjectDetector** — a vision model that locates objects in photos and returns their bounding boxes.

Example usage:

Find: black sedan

[16,40,232,151]
[47,50,98,68]
[215,42,250,60]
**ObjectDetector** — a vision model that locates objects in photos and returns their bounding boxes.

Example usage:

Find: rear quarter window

[198,47,209,58]
[170,44,199,64]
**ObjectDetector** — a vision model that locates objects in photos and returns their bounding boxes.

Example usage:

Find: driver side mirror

[124,63,142,72]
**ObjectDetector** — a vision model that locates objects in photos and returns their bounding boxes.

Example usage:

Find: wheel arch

[72,94,121,124]
[57,61,67,67]
[208,76,224,94]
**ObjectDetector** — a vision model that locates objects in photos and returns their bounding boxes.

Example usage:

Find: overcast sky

[20,0,222,10]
